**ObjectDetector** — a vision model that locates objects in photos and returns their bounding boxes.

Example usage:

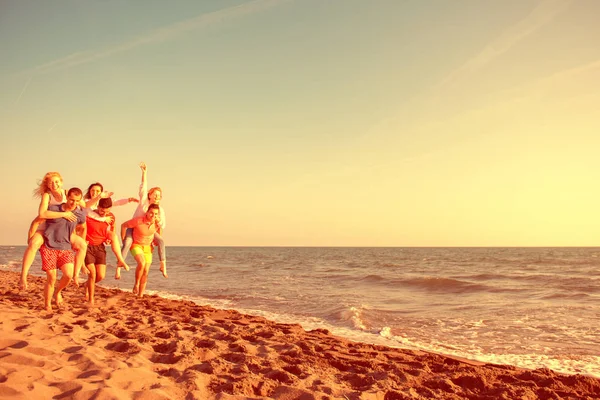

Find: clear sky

[1,0,600,246]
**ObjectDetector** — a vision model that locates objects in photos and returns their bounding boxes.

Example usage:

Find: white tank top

[48,190,67,206]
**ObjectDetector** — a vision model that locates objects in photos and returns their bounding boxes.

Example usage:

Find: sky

[1,0,600,246]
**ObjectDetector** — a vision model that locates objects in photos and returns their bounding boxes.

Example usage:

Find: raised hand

[139,162,147,172]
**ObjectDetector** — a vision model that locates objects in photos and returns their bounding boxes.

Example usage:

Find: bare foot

[115,267,121,280]
[118,261,130,272]
[20,278,28,291]
[53,292,64,308]
[44,305,53,312]
[160,261,168,278]
[74,275,80,287]
[132,285,139,295]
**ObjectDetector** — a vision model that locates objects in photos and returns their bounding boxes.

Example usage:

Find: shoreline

[1,270,599,399]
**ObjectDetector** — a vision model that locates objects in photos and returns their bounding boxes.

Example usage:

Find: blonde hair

[148,187,162,201]
[33,172,63,198]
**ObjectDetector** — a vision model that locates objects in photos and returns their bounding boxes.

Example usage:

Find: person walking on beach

[118,162,168,279]
[84,197,130,305]
[38,187,87,311]
[121,204,163,298]
[82,181,137,279]
[20,172,87,290]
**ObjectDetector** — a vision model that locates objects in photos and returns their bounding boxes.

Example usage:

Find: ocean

[1,246,599,378]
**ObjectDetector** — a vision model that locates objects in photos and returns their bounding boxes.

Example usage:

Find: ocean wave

[463,273,512,281]
[401,277,489,294]
[359,274,388,283]
[540,293,592,300]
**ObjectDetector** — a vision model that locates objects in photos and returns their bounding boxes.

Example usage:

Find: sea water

[2,246,599,378]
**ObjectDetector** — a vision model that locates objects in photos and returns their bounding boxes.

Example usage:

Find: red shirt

[85,212,114,246]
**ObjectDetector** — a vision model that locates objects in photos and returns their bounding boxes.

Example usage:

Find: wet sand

[1,270,599,399]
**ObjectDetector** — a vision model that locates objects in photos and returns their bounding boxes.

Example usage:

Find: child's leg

[20,232,44,290]
[153,233,167,278]
[44,270,57,311]
[71,235,88,287]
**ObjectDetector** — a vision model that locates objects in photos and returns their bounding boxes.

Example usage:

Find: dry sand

[1,270,599,399]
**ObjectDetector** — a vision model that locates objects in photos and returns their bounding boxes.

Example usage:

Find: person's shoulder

[75,206,88,218]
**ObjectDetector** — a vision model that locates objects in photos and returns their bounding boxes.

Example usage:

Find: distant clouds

[14,77,32,106]
[20,0,291,76]
[437,0,573,92]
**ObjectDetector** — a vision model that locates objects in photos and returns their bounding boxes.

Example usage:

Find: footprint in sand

[0,353,45,367]
[48,381,83,398]
[152,341,179,354]
[25,346,55,357]
[149,352,183,365]
[0,340,28,350]
[64,346,85,354]
[105,340,141,355]
[77,369,110,380]
[13,324,30,332]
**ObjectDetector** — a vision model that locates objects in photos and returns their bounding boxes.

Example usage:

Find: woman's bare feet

[160,261,168,278]
[117,261,130,272]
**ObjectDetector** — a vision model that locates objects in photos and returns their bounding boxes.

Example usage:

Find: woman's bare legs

[20,232,44,290]
[154,233,167,278]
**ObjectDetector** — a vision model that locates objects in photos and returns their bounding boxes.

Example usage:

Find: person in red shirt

[85,197,129,305]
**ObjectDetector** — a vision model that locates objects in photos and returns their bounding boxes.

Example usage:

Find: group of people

[19,162,168,311]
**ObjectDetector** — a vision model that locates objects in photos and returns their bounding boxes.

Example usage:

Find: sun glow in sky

[1,0,600,246]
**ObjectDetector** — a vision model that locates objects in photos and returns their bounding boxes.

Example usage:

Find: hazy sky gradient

[2,0,600,246]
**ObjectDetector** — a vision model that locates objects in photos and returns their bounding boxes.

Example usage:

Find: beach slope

[1,271,599,399]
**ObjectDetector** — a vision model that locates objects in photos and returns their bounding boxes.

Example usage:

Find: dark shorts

[85,244,107,265]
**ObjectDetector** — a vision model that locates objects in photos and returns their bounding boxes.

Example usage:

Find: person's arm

[113,197,138,207]
[86,210,108,223]
[84,190,114,209]
[39,198,75,221]
[37,193,50,217]
[138,162,148,201]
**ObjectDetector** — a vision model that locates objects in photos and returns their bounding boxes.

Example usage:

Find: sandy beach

[1,271,599,399]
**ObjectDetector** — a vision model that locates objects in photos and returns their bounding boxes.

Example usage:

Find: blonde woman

[118,162,167,279]
[19,172,88,290]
